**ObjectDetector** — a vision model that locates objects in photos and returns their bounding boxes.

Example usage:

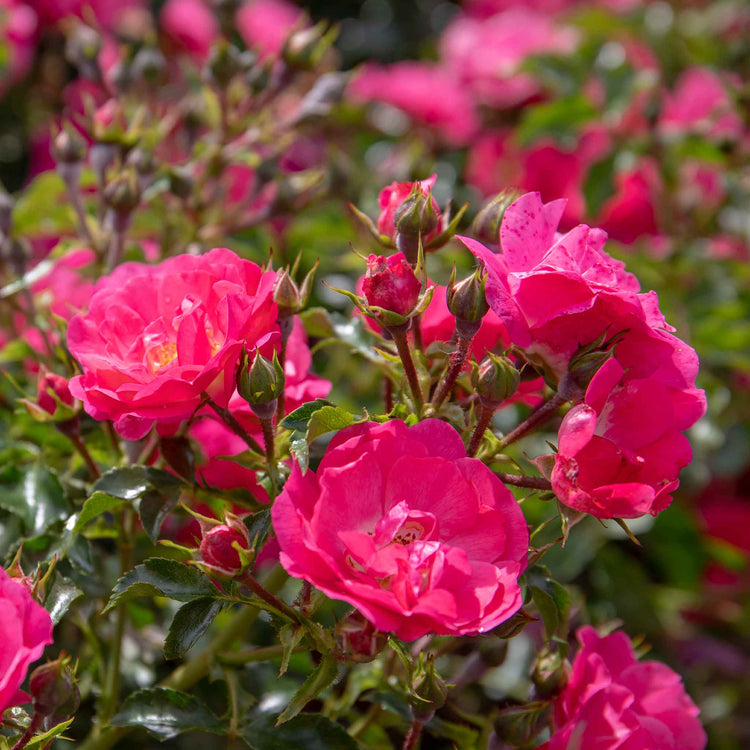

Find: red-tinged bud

[29,656,80,724]
[532,644,571,699]
[361,253,422,318]
[93,100,126,142]
[200,524,251,577]
[37,373,74,417]
[446,265,489,338]
[335,611,387,663]
[473,354,520,408]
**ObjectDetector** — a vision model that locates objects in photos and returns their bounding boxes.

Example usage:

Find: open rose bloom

[543,626,707,750]
[0,568,53,712]
[272,419,529,641]
[68,248,277,439]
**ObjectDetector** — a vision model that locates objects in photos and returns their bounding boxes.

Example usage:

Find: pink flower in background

[0,567,53,712]
[272,419,528,641]
[551,358,694,518]
[440,8,578,109]
[542,626,706,750]
[0,0,38,95]
[376,175,440,244]
[24,0,145,30]
[348,63,479,146]
[659,67,743,140]
[677,161,726,212]
[236,0,303,59]
[68,249,277,440]
[161,0,218,63]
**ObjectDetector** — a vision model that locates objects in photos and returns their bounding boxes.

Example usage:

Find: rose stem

[68,433,101,480]
[389,325,423,413]
[467,404,495,457]
[402,718,425,750]
[495,473,552,490]
[275,315,293,424]
[204,396,264,454]
[238,570,304,626]
[383,376,394,412]
[10,713,43,750]
[495,392,566,452]
[431,333,474,410]
[259,415,279,496]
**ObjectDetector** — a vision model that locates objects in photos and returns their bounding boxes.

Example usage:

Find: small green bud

[53,128,87,165]
[409,654,448,719]
[394,186,439,239]
[471,190,520,246]
[558,330,625,402]
[282,21,338,71]
[473,353,521,407]
[446,265,489,337]
[532,644,571,699]
[237,350,285,416]
[104,170,141,217]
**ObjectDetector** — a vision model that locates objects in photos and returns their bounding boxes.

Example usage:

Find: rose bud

[200,523,252,577]
[37,373,75,417]
[282,21,337,71]
[470,190,520,247]
[53,129,87,187]
[274,260,318,320]
[558,330,623,403]
[335,611,387,663]
[472,353,521,408]
[361,253,422,319]
[446,265,489,339]
[409,655,448,722]
[237,350,285,420]
[29,656,81,726]
[532,643,571,699]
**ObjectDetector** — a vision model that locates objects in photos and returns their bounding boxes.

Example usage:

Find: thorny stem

[495,473,552,491]
[495,392,566,452]
[259,415,279,496]
[383,376,394,412]
[467,404,495,457]
[204,396,264,454]
[238,570,303,626]
[431,333,473,410]
[403,718,425,750]
[389,325,423,413]
[68,433,101,480]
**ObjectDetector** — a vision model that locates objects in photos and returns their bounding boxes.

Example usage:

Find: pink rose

[551,358,694,518]
[236,0,303,60]
[659,66,743,141]
[161,0,218,63]
[377,175,440,244]
[0,567,54,712]
[272,419,529,641]
[361,253,422,318]
[348,62,479,146]
[543,626,706,750]
[68,248,277,440]
[440,8,577,109]
[0,0,38,96]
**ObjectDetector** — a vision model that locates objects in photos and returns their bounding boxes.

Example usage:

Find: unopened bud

[131,47,166,82]
[237,350,285,417]
[471,190,520,246]
[282,22,337,71]
[394,187,439,240]
[200,523,251,577]
[490,609,536,639]
[446,266,489,338]
[532,644,570,699]
[361,253,422,318]
[104,171,141,217]
[335,611,387,663]
[558,331,623,402]
[65,25,102,80]
[410,654,447,719]
[29,657,80,724]
[473,354,520,408]
[53,129,87,166]
[205,42,242,88]
[273,269,302,317]
[37,373,74,416]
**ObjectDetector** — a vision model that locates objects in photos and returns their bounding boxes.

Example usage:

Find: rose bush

[272,419,529,641]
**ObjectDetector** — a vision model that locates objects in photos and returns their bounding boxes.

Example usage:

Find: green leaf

[278,624,307,677]
[244,509,272,553]
[289,436,309,473]
[73,492,126,534]
[25,718,75,747]
[280,399,336,432]
[93,466,182,501]
[109,688,225,741]
[529,577,571,639]
[306,406,357,443]
[44,575,84,625]
[0,464,69,537]
[104,558,219,612]
[583,154,617,218]
[139,489,180,543]
[12,173,75,238]
[164,598,224,660]
[516,96,596,146]
[276,654,339,725]
[243,713,357,749]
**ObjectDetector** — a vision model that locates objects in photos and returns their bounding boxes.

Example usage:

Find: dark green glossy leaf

[139,489,180,543]
[516,96,596,146]
[0,464,69,537]
[109,688,225,740]
[280,399,336,432]
[73,492,126,534]
[243,713,357,749]
[276,654,339,725]
[104,558,219,612]
[244,509,272,553]
[44,575,84,625]
[164,598,223,660]
[583,154,617,218]
[93,466,182,501]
